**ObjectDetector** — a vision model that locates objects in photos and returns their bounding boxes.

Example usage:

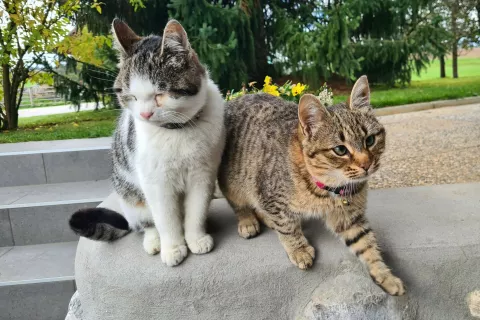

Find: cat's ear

[298,94,329,139]
[160,19,191,56]
[348,75,371,110]
[111,19,141,56]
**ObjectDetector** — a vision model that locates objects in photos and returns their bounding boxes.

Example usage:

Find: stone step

[0,138,112,187]
[0,180,110,246]
[0,241,77,320]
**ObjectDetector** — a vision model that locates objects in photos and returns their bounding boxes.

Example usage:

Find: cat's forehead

[313,104,381,143]
[118,36,203,93]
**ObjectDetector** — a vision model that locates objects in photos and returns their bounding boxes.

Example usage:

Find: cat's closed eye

[171,88,193,96]
[124,94,137,101]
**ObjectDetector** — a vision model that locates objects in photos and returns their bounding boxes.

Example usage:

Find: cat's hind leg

[236,206,261,239]
[226,197,260,239]
[120,199,160,255]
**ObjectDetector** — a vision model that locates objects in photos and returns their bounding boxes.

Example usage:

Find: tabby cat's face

[112,19,206,126]
[298,77,385,186]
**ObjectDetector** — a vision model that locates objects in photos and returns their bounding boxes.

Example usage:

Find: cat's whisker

[169,111,199,129]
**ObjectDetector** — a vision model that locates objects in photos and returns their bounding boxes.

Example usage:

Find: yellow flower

[264,76,272,85]
[263,84,280,96]
[292,83,307,96]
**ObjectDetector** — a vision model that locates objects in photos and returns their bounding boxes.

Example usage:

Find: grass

[0,109,120,143]
[411,58,480,80]
[333,75,480,107]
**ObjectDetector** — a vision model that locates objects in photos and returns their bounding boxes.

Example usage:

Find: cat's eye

[333,145,348,156]
[113,88,122,93]
[172,89,191,96]
[365,135,375,147]
[124,94,137,101]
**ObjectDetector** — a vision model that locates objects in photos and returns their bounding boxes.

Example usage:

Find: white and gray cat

[69,19,225,267]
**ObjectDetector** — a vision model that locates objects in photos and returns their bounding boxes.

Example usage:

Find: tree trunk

[451,3,459,79]
[2,64,19,130]
[250,0,269,83]
[477,1,480,29]
[440,55,446,78]
[452,42,459,79]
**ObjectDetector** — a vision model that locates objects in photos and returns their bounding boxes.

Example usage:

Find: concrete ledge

[72,183,480,320]
[374,96,480,116]
[0,242,77,320]
[0,149,112,187]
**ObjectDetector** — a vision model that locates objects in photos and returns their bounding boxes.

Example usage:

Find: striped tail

[69,208,130,242]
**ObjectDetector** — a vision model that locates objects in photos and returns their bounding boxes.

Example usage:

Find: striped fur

[69,208,130,242]
[219,76,405,295]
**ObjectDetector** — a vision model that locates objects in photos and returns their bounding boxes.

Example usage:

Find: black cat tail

[69,208,131,242]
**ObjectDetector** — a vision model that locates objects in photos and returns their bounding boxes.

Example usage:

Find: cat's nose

[359,161,371,172]
[140,112,153,120]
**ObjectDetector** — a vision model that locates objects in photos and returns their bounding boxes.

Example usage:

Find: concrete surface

[0,242,77,320]
[72,183,480,320]
[0,180,109,245]
[0,180,110,208]
[0,242,77,283]
[371,103,480,189]
[0,137,111,154]
[18,102,101,118]
[1,279,75,320]
[0,148,112,187]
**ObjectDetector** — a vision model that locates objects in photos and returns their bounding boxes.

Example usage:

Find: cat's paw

[287,245,315,270]
[372,273,406,296]
[143,230,160,255]
[187,234,214,254]
[161,244,188,267]
[238,217,260,239]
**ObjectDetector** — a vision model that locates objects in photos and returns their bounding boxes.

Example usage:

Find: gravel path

[370,103,480,189]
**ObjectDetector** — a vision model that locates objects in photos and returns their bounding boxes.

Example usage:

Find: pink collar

[313,178,362,197]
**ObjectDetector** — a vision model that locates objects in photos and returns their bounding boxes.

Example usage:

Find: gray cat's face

[299,77,386,186]
[112,19,207,126]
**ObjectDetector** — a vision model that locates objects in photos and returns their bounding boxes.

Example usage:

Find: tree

[439,0,479,78]
[49,26,118,110]
[0,0,81,130]
[269,0,446,86]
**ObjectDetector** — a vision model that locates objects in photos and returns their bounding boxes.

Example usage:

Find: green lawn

[333,57,480,107]
[411,58,480,80]
[334,76,480,107]
[0,109,120,143]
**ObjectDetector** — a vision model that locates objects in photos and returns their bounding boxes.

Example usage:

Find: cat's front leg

[327,208,405,296]
[257,210,315,270]
[141,181,187,267]
[184,173,215,254]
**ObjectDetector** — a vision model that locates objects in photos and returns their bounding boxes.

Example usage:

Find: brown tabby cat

[218,76,405,296]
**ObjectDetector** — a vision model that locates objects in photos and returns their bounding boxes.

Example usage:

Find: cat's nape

[219,76,405,296]
[70,19,225,267]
